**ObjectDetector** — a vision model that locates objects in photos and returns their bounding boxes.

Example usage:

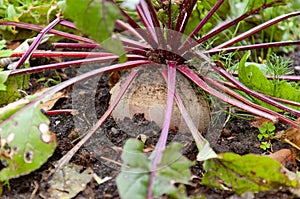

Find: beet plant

[1,0,300,197]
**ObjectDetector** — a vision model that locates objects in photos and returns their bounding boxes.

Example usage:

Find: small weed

[260,141,271,151]
[258,122,275,150]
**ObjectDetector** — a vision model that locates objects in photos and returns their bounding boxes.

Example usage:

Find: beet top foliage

[1,0,300,197]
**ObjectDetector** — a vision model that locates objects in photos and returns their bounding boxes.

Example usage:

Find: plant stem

[10,52,115,58]
[13,18,62,69]
[144,0,167,49]
[231,71,300,81]
[45,109,78,115]
[54,69,139,173]
[204,76,300,129]
[148,61,177,199]
[181,0,225,48]
[9,55,147,76]
[205,41,300,54]
[59,20,77,30]
[212,11,300,49]
[214,65,300,117]
[177,64,277,121]
[0,21,95,43]
[115,19,144,40]
[161,70,206,147]
[11,49,146,58]
[178,0,285,53]
[109,0,158,48]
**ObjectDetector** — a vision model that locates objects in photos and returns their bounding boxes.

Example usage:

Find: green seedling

[258,122,275,150]
[260,141,271,151]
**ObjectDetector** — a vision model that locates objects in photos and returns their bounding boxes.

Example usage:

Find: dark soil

[1,51,299,198]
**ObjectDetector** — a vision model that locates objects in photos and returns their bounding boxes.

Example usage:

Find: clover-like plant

[1,0,300,197]
[258,121,275,150]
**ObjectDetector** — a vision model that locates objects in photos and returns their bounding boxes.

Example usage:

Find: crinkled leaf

[238,51,300,111]
[0,100,56,181]
[116,139,194,199]
[63,0,126,60]
[202,153,299,194]
[46,163,93,198]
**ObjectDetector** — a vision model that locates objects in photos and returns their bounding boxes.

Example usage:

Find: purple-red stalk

[1,60,152,128]
[182,0,225,48]
[148,61,177,199]
[213,64,300,116]
[204,76,300,129]
[45,109,78,115]
[115,20,144,40]
[205,40,300,54]
[9,55,147,76]
[212,11,300,50]
[177,64,277,121]
[0,21,95,43]
[59,20,77,30]
[13,18,62,69]
[178,0,285,53]
[54,69,139,172]
[231,71,300,81]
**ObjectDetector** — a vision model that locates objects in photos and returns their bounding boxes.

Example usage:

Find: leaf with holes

[116,139,194,199]
[202,153,300,194]
[0,100,56,181]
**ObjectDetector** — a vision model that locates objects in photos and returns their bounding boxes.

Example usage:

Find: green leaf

[0,63,30,106]
[0,70,10,91]
[267,122,275,132]
[260,142,270,150]
[63,0,126,60]
[0,40,6,49]
[0,91,44,122]
[269,125,275,132]
[0,76,21,106]
[197,138,218,161]
[0,40,13,58]
[238,52,273,96]
[7,4,17,21]
[0,1,61,40]
[116,139,194,199]
[0,100,56,181]
[202,153,299,194]
[0,49,13,58]
[238,51,300,111]
[227,0,283,19]
[258,126,267,134]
